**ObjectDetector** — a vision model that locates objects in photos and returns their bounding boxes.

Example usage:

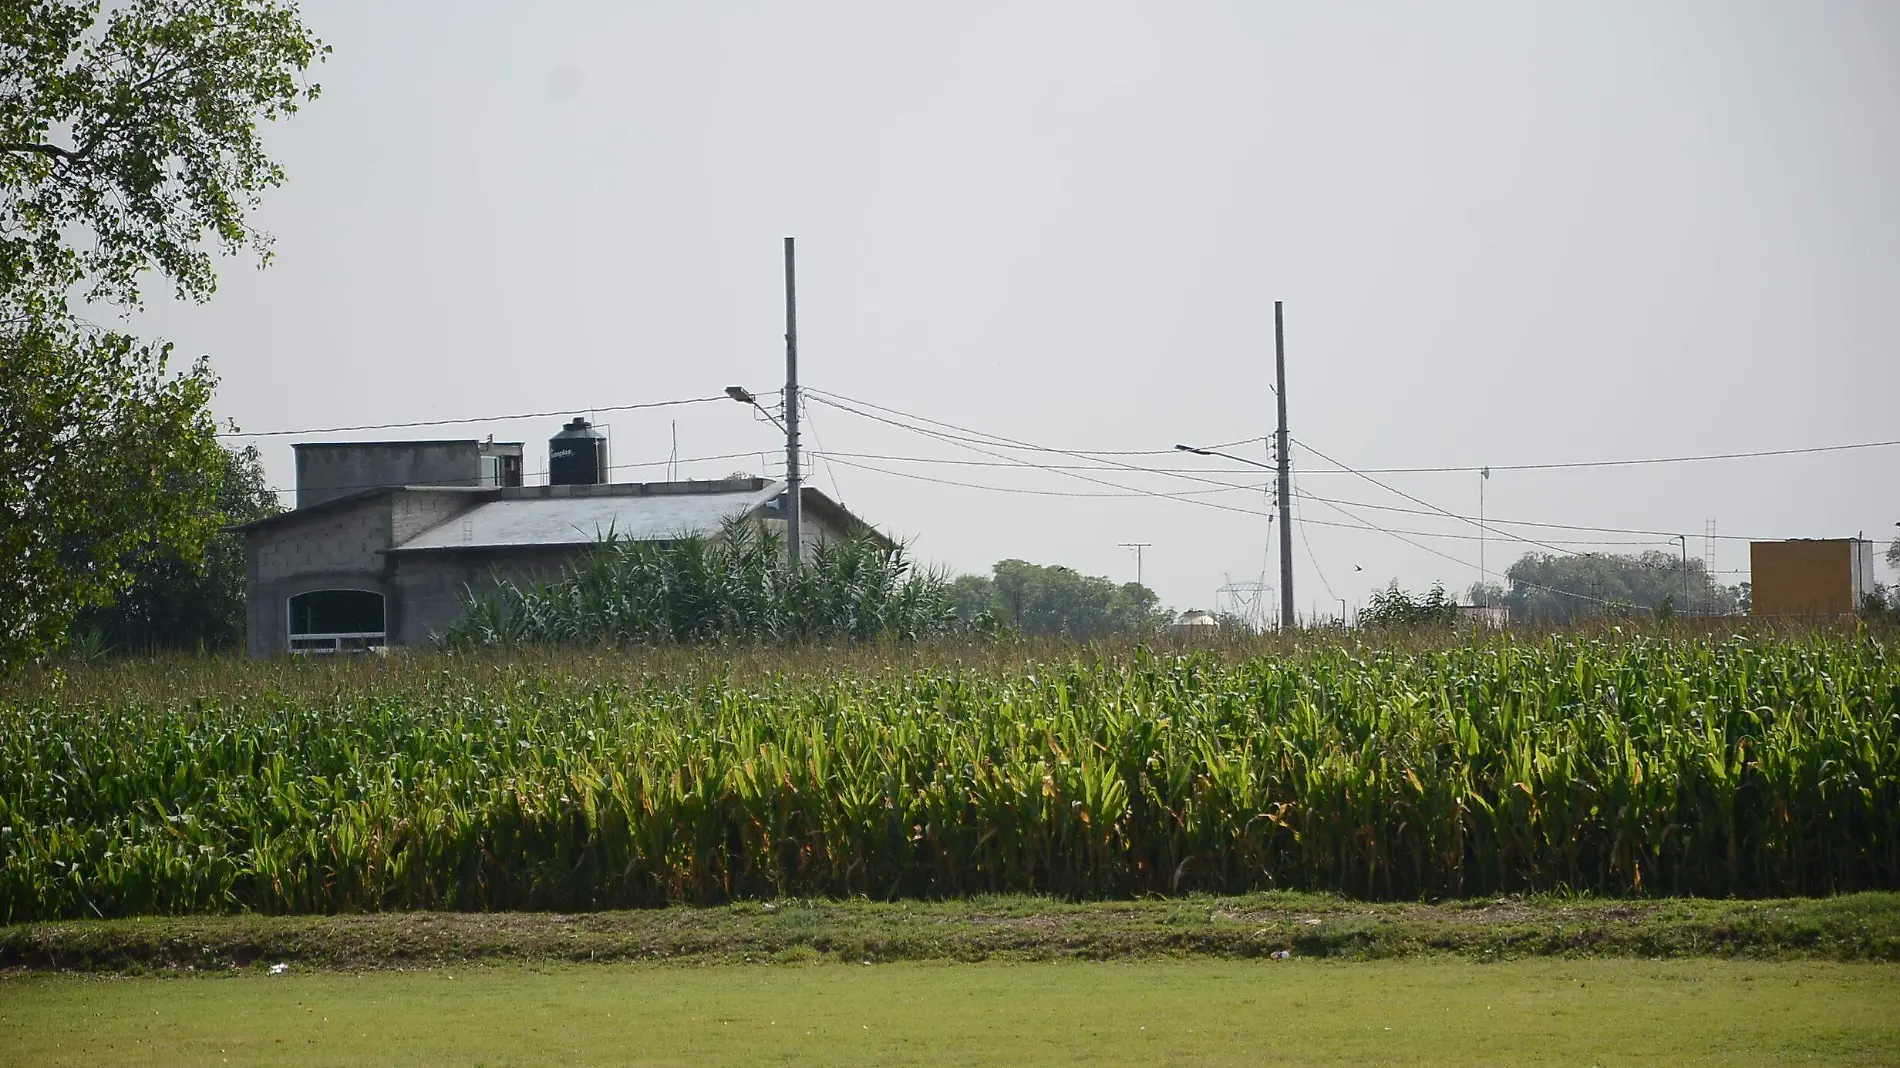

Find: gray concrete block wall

[760,509,857,562]
[252,498,391,585]
[392,549,582,646]
[295,442,484,509]
[246,495,395,656]
[391,488,483,544]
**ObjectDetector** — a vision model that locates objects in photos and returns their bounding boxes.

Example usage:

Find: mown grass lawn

[4,957,1896,1067]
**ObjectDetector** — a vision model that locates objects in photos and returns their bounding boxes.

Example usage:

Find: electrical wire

[811,391,1774,549]
[1288,437,1900,475]
[814,436,1660,547]
[807,398,1691,549]
[1291,437,1600,560]
[809,450,1272,479]
[807,387,1263,457]
[810,392,1277,495]
[219,395,727,439]
[808,393,1739,604]
[820,454,1269,500]
[1291,465,1339,607]
[800,403,849,508]
[1297,492,1631,609]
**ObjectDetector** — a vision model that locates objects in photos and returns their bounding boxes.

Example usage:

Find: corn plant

[1,631,1895,920]
[439,519,958,647]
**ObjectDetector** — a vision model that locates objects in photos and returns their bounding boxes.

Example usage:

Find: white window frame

[286,590,387,655]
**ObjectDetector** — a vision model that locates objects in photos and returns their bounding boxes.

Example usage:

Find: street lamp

[726,384,785,432]
[1174,443,1275,472]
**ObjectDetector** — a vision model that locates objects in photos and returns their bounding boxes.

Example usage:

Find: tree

[1888,535,1899,574]
[70,443,280,653]
[2,0,327,311]
[1501,551,1738,623]
[951,559,1168,638]
[1,2,322,666]
[1,323,222,665]
[1466,580,1506,607]
[1361,581,1459,629]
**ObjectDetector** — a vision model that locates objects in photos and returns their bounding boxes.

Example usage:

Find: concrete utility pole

[1479,466,1490,602]
[1677,534,1689,615]
[1274,301,1294,630]
[784,236,803,568]
[1120,543,1152,589]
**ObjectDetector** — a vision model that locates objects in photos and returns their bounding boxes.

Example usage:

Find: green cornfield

[2,630,1896,922]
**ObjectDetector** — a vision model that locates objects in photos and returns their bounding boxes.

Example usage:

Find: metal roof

[393,482,782,552]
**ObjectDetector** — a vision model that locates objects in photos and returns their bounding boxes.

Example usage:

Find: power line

[801,403,849,508]
[1297,492,1632,609]
[1292,436,1600,561]
[811,391,1805,546]
[1284,437,1900,475]
[817,440,1664,548]
[806,387,1263,457]
[810,391,1275,496]
[218,395,727,439]
[809,443,1759,546]
[824,443,1742,544]
[1291,467,1338,606]
[1292,437,1757,584]
[807,394,1761,553]
[811,450,1274,478]
[820,453,1269,501]
[1292,437,1781,543]
[1291,488,1669,545]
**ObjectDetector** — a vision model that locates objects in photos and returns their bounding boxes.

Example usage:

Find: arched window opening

[287,590,386,653]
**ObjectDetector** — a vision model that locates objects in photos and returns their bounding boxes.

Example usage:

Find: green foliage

[1360,581,1459,628]
[1,2,322,667]
[1,0,327,310]
[69,444,281,654]
[1466,580,1506,607]
[1503,551,1738,622]
[442,520,959,647]
[952,559,1167,638]
[0,323,222,668]
[3,632,1897,920]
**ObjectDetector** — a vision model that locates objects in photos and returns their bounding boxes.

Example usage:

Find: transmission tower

[1216,574,1273,632]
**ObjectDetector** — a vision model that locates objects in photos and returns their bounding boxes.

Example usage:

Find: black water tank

[549,417,608,485]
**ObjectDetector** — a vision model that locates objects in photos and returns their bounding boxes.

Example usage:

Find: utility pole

[1274,301,1294,630]
[1478,467,1490,603]
[1677,534,1689,616]
[1119,543,1152,589]
[783,236,803,568]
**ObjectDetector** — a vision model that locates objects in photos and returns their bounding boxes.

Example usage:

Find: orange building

[1749,539,1879,616]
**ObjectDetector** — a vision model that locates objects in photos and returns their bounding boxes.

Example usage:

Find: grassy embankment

[5,958,1898,1067]
[5,892,1898,974]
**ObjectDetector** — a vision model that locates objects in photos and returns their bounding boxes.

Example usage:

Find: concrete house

[239,422,883,655]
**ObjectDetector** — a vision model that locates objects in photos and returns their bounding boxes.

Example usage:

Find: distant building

[1749,539,1878,616]
[240,422,884,655]
[1456,604,1509,630]
[1169,609,1221,637]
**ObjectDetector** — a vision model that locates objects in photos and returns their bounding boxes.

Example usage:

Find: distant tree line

[1465,550,1741,623]
[951,560,1169,638]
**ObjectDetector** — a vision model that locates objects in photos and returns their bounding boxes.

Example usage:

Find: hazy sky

[132,1,1899,616]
